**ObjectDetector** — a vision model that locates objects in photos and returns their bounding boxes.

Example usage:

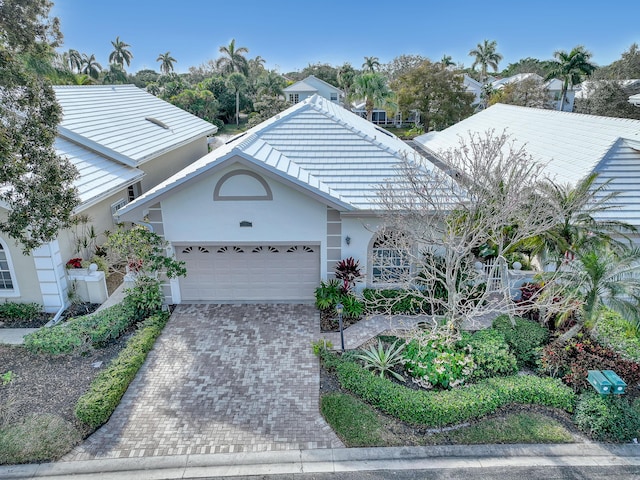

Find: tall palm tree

[109,36,133,69]
[216,38,249,76]
[80,53,102,79]
[362,56,381,72]
[469,39,503,81]
[337,62,357,104]
[66,49,82,73]
[531,173,636,268]
[156,51,177,74]
[545,45,596,111]
[226,72,246,125]
[353,72,393,122]
[440,54,455,68]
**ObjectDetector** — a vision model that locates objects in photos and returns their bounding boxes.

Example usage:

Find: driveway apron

[64,304,342,460]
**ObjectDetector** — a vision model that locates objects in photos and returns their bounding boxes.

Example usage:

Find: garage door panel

[176,244,320,301]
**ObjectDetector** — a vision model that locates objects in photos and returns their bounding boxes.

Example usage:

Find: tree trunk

[235,90,240,126]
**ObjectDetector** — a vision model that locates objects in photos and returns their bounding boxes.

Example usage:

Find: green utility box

[601,370,627,394]
[587,370,612,395]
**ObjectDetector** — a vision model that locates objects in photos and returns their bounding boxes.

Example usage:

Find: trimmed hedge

[492,314,550,367]
[574,392,640,442]
[74,313,170,429]
[23,303,137,355]
[322,352,575,428]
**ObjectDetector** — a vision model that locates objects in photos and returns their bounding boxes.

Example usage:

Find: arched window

[0,241,16,292]
[370,230,411,283]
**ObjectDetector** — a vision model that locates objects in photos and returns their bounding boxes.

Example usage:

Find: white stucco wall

[0,227,43,305]
[159,163,331,277]
[341,216,382,286]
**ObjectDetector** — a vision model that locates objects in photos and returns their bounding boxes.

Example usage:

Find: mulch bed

[320,309,362,332]
[0,303,100,329]
[0,334,130,437]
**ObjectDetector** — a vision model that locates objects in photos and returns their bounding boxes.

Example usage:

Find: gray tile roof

[118,95,432,218]
[53,85,218,165]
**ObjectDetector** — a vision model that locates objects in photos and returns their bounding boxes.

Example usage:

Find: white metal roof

[118,94,432,218]
[53,85,218,165]
[415,103,640,186]
[55,137,144,211]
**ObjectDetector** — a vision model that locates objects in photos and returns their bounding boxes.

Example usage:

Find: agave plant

[355,339,406,382]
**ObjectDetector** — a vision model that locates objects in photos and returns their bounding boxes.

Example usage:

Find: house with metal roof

[414,103,640,227]
[117,94,433,303]
[283,75,343,105]
[0,85,217,315]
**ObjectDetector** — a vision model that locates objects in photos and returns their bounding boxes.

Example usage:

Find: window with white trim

[288,93,299,104]
[371,231,411,283]
[0,243,15,290]
[111,198,128,223]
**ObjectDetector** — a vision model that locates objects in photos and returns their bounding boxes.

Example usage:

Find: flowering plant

[66,257,83,269]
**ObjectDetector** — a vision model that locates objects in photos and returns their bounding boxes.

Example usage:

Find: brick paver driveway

[65,304,342,460]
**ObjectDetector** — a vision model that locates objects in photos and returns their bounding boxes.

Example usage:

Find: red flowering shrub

[66,257,83,269]
[541,337,640,392]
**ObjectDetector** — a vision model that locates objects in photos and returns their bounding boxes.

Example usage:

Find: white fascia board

[74,171,146,213]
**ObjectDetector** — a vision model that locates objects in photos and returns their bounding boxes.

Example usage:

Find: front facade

[283,75,343,105]
[118,95,434,303]
[0,85,217,312]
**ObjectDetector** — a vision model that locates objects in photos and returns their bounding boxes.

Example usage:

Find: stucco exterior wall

[0,218,43,305]
[340,216,382,286]
[158,162,331,277]
[139,138,208,193]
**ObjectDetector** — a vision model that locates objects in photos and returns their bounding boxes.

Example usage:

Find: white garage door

[175,244,320,302]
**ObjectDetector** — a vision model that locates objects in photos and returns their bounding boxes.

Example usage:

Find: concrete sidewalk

[1,443,638,479]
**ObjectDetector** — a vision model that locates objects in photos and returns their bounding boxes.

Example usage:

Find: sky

[52,0,639,75]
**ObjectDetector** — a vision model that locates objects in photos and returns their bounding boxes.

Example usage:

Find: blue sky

[52,0,639,75]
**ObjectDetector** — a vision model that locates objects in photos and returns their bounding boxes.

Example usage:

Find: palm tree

[545,45,596,111]
[256,71,285,97]
[109,36,133,69]
[440,54,455,68]
[353,72,393,122]
[226,72,246,125]
[216,38,249,76]
[556,245,640,339]
[362,56,381,72]
[156,51,177,74]
[337,62,357,105]
[103,63,128,84]
[65,49,82,73]
[469,39,503,81]
[531,173,636,268]
[80,53,102,79]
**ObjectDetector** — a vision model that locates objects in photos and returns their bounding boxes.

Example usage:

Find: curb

[1,443,639,479]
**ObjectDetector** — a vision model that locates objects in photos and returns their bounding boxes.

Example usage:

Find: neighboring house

[631,93,640,106]
[544,78,575,111]
[463,74,483,106]
[117,94,433,304]
[350,100,401,125]
[0,85,217,314]
[414,103,640,230]
[576,79,640,100]
[283,75,343,105]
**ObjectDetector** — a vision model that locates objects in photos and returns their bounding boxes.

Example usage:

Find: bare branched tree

[373,130,569,337]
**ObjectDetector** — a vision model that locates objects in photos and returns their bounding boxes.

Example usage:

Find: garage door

[175,244,320,302]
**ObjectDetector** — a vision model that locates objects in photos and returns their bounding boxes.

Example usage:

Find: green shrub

[404,330,475,389]
[322,352,575,428]
[0,302,42,320]
[24,303,136,355]
[492,315,549,367]
[362,288,436,315]
[593,309,640,362]
[574,392,640,442]
[462,330,518,380]
[320,393,386,447]
[315,279,342,310]
[74,313,169,429]
[122,276,163,323]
